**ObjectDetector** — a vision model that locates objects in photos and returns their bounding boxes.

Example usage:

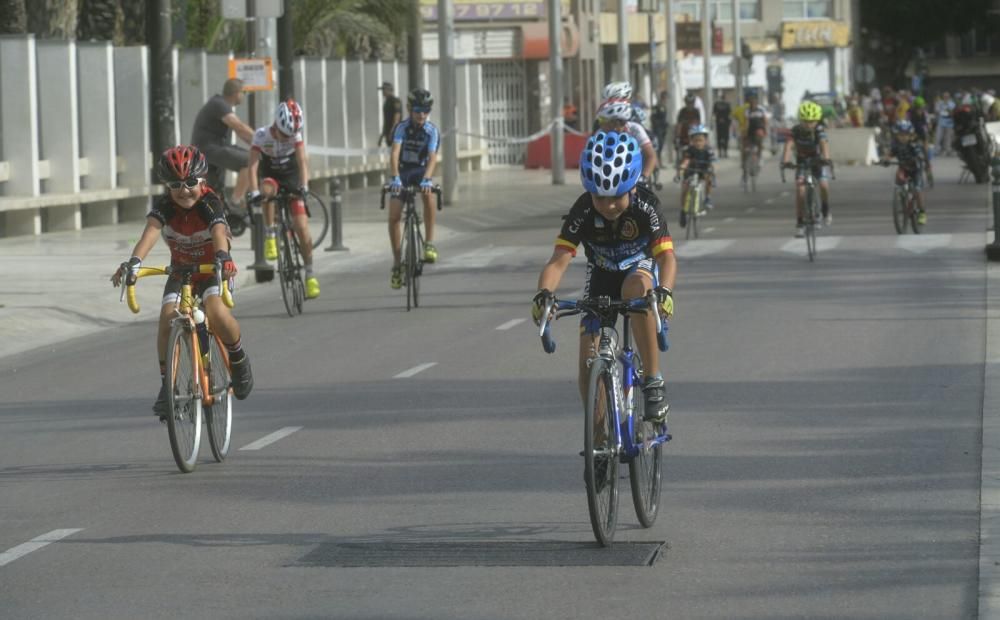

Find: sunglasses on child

[412,106,431,114]
[165,178,202,190]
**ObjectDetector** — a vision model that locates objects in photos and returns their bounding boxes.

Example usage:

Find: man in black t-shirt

[377,82,403,147]
[650,91,669,161]
[190,78,255,206]
[712,92,732,158]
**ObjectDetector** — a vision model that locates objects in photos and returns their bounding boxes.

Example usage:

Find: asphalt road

[0,157,989,619]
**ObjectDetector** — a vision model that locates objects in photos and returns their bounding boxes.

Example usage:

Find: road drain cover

[293,541,666,568]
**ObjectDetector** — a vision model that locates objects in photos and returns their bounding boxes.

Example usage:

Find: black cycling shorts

[580,260,657,335]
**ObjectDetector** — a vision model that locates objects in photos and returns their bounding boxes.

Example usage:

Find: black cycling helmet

[408,88,434,110]
[684,93,696,104]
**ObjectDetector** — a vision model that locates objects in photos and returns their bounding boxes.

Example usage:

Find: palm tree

[291,0,409,58]
[0,0,27,35]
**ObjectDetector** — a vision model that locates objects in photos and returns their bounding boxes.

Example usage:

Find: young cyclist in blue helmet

[531,131,678,431]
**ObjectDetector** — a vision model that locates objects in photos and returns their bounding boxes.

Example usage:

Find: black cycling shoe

[642,376,669,423]
[152,382,169,422]
[230,356,254,400]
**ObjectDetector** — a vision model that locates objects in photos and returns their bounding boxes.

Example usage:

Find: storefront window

[676,1,759,21]
[783,0,831,19]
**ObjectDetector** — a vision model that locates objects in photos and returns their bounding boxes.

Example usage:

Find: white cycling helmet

[274,98,304,136]
[601,81,633,102]
[597,99,633,123]
[983,93,996,109]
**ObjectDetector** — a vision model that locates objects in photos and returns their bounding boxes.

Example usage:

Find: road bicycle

[267,188,312,316]
[880,159,925,235]
[677,167,709,240]
[381,184,442,312]
[538,293,671,547]
[122,263,235,473]
[782,158,834,263]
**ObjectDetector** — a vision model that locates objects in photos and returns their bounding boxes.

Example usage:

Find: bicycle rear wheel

[584,358,619,547]
[304,192,330,249]
[165,322,202,473]
[891,187,906,234]
[628,352,663,528]
[205,334,233,463]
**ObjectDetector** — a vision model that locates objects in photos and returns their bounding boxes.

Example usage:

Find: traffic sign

[228,57,274,91]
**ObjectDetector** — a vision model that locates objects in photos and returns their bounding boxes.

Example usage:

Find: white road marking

[780,191,790,197]
[780,236,843,256]
[394,362,438,379]
[703,227,716,234]
[675,239,734,258]
[438,246,516,270]
[723,217,735,223]
[0,529,83,567]
[895,234,952,254]
[765,198,775,204]
[239,426,303,451]
[745,207,757,214]
[496,318,526,331]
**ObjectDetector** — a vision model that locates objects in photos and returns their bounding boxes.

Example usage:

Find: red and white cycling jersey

[624,121,652,147]
[251,125,303,171]
[147,189,228,268]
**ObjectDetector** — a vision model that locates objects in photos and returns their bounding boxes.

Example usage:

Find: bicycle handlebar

[380,184,443,211]
[538,294,668,355]
[121,263,233,314]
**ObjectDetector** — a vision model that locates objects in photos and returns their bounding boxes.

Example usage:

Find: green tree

[26,0,78,39]
[0,0,27,35]
[292,0,409,58]
[76,0,122,42]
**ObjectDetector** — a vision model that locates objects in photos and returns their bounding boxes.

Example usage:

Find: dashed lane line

[393,362,438,379]
[703,227,716,234]
[496,318,526,331]
[745,207,757,214]
[0,529,83,567]
[239,426,303,451]
[765,198,775,204]
[723,217,735,223]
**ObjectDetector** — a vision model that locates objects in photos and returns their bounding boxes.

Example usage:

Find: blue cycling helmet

[895,119,914,134]
[688,124,710,137]
[580,131,643,197]
[744,87,759,99]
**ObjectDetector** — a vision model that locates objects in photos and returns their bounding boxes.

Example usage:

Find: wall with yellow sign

[781,20,851,49]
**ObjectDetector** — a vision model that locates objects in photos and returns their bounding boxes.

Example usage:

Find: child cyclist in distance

[782,101,833,237]
[245,98,320,299]
[531,131,678,434]
[387,88,441,290]
[880,119,929,226]
[677,124,717,227]
[111,146,254,420]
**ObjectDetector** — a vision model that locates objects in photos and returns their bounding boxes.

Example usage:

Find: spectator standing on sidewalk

[712,91,732,158]
[562,97,579,129]
[377,82,403,147]
[650,91,669,162]
[934,91,955,156]
[191,78,255,208]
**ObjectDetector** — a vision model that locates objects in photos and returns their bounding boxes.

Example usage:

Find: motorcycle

[952,104,993,183]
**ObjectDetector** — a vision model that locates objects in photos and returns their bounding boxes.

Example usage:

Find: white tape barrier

[305,118,587,157]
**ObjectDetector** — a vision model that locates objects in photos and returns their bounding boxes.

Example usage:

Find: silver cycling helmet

[601,81,633,102]
[596,99,633,123]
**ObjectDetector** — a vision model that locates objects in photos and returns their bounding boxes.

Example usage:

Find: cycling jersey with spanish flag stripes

[555,190,673,272]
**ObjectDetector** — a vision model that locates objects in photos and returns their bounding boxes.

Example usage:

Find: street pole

[147,0,173,158]
[277,0,294,99]
[617,0,629,82]
[665,0,677,163]
[648,8,657,104]
[549,0,565,184]
[701,0,712,125]
[733,0,742,108]
[438,0,458,203]
[244,0,273,282]
[408,1,423,89]
[245,0,256,129]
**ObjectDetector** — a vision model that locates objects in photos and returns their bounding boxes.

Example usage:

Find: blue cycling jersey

[393,119,440,168]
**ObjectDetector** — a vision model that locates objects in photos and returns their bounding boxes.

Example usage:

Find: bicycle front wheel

[584,358,619,547]
[404,216,419,311]
[205,334,233,463]
[277,223,301,317]
[304,192,330,249]
[628,352,662,528]
[165,322,202,473]
[891,187,906,234]
[805,187,818,262]
[909,194,923,234]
